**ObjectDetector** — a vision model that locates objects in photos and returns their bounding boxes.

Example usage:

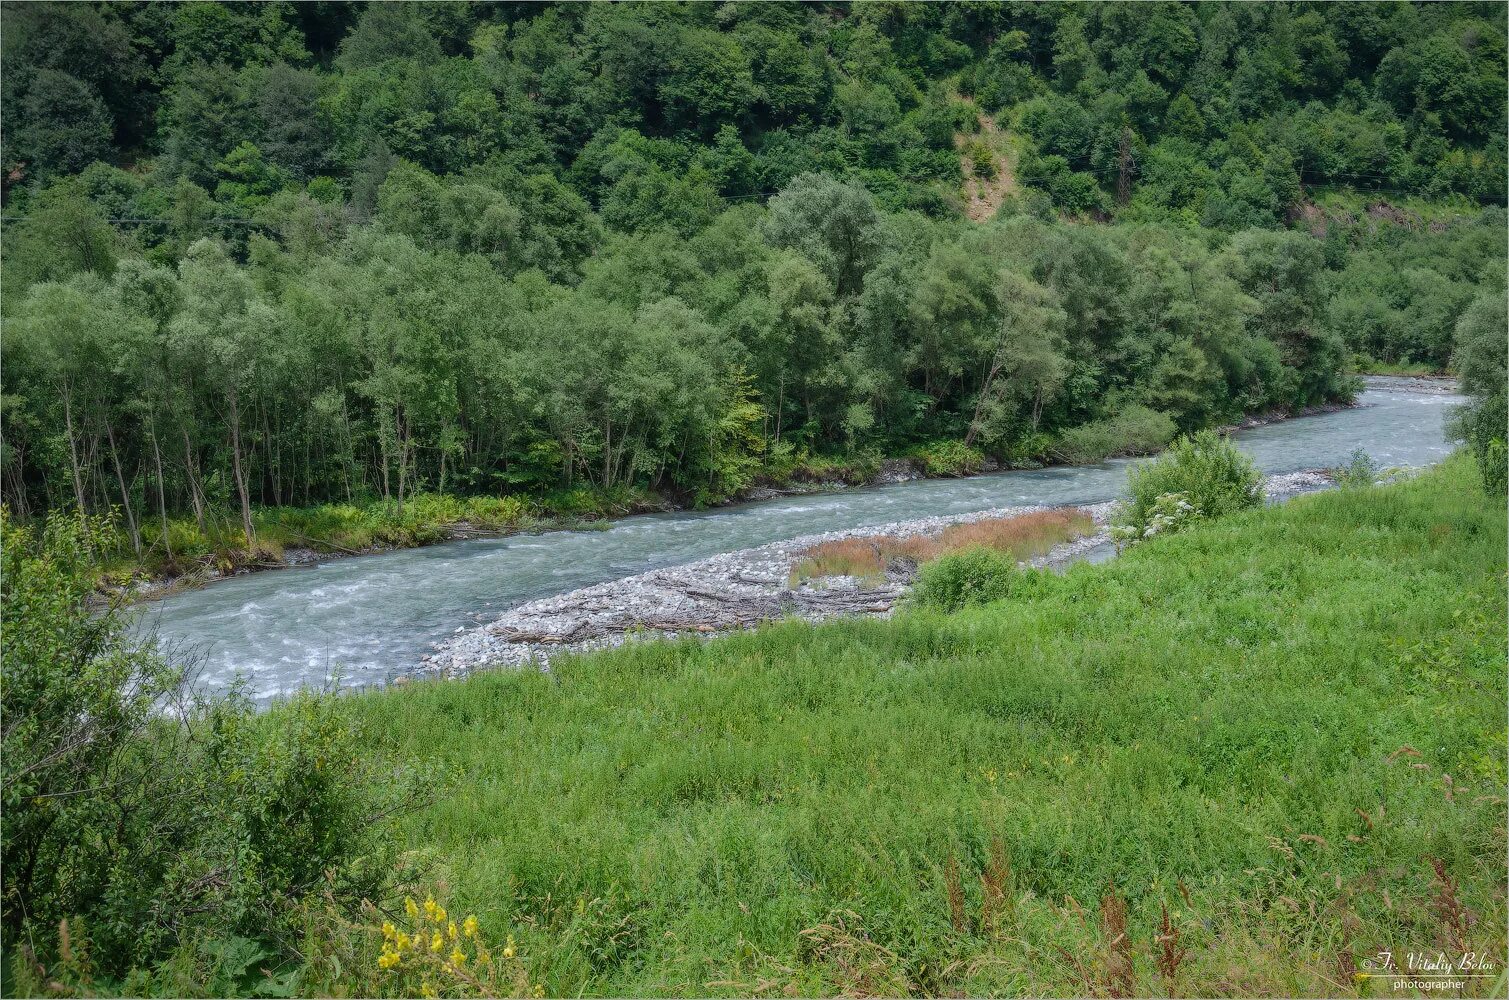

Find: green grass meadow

[328,456,1507,996]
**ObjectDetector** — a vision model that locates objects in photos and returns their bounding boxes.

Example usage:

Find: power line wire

[0,216,273,226]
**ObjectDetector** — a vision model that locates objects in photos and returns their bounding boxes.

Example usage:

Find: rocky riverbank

[422,469,1334,677]
[1358,373,1462,395]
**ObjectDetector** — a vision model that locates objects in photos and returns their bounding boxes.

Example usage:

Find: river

[138,380,1464,701]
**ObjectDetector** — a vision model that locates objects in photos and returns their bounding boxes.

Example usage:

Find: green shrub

[1,509,418,982]
[1115,430,1263,539]
[909,547,1039,611]
[1330,448,1380,488]
[778,449,884,486]
[464,494,532,527]
[1051,405,1178,464]
[966,140,996,179]
[542,485,651,518]
[909,440,986,477]
[1448,289,1506,495]
[1110,491,1203,547]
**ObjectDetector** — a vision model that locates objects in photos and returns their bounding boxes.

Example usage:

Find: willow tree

[170,240,276,547]
[965,270,1068,448]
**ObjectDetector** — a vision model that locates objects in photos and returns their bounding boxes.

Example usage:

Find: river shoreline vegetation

[2,2,1508,997]
[3,3,1507,575]
[5,456,1501,996]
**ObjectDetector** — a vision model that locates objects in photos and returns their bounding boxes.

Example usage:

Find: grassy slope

[336,456,1506,997]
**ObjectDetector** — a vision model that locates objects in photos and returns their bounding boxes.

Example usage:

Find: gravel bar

[420,469,1334,678]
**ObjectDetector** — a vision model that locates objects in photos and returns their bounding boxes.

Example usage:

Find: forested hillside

[2,2,1505,554]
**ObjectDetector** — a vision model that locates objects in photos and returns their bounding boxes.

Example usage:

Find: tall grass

[328,455,1506,997]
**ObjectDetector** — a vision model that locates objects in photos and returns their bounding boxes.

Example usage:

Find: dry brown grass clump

[937,508,1094,559]
[790,508,1094,585]
[789,537,890,583]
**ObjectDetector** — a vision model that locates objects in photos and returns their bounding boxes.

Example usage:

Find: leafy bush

[1110,491,1203,547]
[541,485,654,519]
[1,509,418,983]
[1051,405,1177,464]
[1330,448,1380,488]
[464,495,533,528]
[1449,289,1508,495]
[1115,431,1263,539]
[909,440,986,477]
[966,140,996,179]
[909,548,1039,611]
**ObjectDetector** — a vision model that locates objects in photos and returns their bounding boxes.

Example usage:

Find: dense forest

[2,1,1505,554]
[3,5,1507,996]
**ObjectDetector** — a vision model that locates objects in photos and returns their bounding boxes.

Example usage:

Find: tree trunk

[965,359,1006,449]
[149,419,172,559]
[105,421,142,555]
[378,413,392,501]
[182,427,206,534]
[61,387,88,517]
[602,418,613,490]
[1117,125,1134,206]
[227,390,256,547]
[774,381,784,446]
[395,412,407,520]
[3,445,30,520]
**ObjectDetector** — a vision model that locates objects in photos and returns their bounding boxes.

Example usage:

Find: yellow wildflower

[421,981,437,999]
[396,932,411,950]
[435,905,447,923]
[406,897,420,920]
[381,921,397,940]
[462,915,479,938]
[431,932,444,952]
[503,934,516,959]
[448,920,458,940]
[532,984,545,998]
[377,951,400,970]
[450,947,467,966]
[423,897,438,920]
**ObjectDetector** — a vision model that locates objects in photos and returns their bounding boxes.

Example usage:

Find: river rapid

[137,379,1464,702]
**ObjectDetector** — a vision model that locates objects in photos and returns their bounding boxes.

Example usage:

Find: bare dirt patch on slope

[955,96,1018,222]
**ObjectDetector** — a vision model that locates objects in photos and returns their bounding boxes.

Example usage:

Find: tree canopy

[1,1,1504,539]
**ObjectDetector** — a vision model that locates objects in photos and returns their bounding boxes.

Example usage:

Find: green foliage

[1110,490,1204,548]
[1330,448,1381,489]
[323,458,1504,996]
[0,2,1502,577]
[1450,286,1509,494]
[1117,430,1264,539]
[910,547,1029,611]
[1050,405,1177,464]
[762,173,884,297]
[0,510,418,981]
[1324,209,1505,370]
[908,440,985,478]
[964,140,996,180]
